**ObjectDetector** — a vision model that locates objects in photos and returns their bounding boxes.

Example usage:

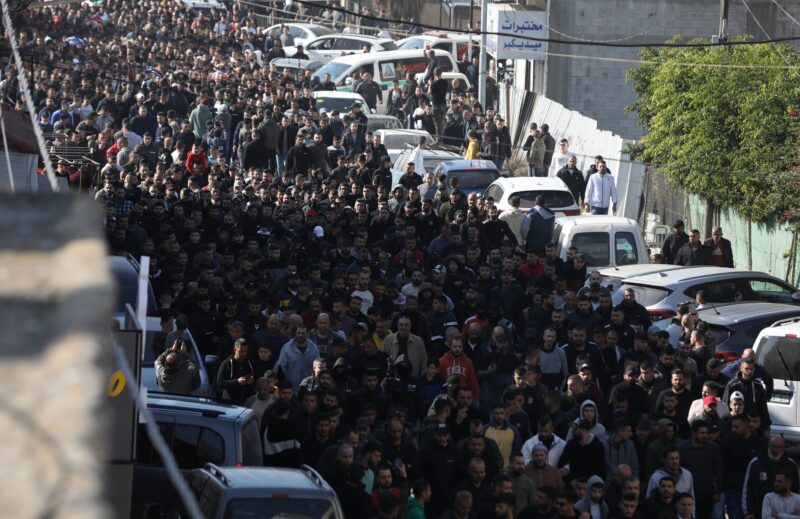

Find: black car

[696,302,800,362]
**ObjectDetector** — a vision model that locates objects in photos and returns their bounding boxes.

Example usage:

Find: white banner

[487,6,548,61]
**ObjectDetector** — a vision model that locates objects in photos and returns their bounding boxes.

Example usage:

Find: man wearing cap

[723,355,771,427]
[525,443,563,492]
[742,435,800,519]
[662,220,689,265]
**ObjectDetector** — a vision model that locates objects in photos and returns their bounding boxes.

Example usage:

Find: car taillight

[786,334,798,338]
[562,209,580,216]
[715,351,741,363]
[648,309,676,322]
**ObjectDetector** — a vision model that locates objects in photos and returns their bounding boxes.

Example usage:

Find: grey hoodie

[575,474,609,519]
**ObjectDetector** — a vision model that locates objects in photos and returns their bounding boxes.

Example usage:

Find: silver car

[612,266,800,327]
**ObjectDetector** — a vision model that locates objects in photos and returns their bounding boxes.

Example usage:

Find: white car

[311,90,370,114]
[552,216,650,271]
[484,177,580,216]
[397,31,479,60]
[285,34,397,61]
[265,23,335,47]
[375,129,435,162]
[753,317,800,443]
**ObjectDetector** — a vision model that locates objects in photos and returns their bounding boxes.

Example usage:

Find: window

[571,232,610,267]
[613,283,670,306]
[614,232,639,265]
[240,417,263,466]
[446,170,500,190]
[684,281,738,303]
[334,38,364,51]
[223,498,336,519]
[397,37,427,50]
[378,56,454,83]
[514,190,575,209]
[308,38,334,50]
[288,27,305,39]
[757,335,800,381]
[745,278,796,304]
[172,425,225,469]
[136,422,172,466]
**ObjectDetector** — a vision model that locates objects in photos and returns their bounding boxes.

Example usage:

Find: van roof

[204,465,332,491]
[148,393,250,421]
[322,48,455,66]
[556,215,639,227]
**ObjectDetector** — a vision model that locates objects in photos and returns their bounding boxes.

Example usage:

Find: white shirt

[408,145,426,174]
[762,491,800,519]
[549,150,576,177]
[584,172,618,209]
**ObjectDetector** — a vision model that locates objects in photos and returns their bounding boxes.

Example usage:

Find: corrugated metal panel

[0,152,64,193]
[501,87,646,219]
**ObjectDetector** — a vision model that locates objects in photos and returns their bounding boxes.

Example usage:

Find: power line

[742,0,796,68]
[772,0,800,29]
[288,0,800,49]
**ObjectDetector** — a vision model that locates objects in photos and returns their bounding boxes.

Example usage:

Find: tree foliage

[626,37,800,222]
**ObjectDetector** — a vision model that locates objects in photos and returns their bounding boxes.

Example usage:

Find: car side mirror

[345,77,353,86]
[792,291,800,302]
[204,354,220,366]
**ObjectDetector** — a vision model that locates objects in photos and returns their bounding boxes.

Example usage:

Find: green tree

[626,37,800,222]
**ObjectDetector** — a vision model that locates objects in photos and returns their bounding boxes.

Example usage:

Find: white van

[311,49,458,95]
[552,216,649,271]
[753,318,800,442]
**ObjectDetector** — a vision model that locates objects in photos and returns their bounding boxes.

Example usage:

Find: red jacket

[438,352,480,400]
[185,150,208,175]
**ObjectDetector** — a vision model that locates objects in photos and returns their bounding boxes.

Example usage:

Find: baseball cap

[730,391,745,402]
[703,396,718,406]
[531,444,548,455]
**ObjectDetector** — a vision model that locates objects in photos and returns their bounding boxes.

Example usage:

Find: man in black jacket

[723,356,771,426]
[673,229,710,266]
[678,420,723,519]
[420,423,459,517]
[540,123,556,172]
[742,435,800,519]
[661,220,688,264]
[557,156,585,206]
[286,135,314,176]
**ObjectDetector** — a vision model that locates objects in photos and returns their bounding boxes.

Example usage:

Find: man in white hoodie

[498,195,525,244]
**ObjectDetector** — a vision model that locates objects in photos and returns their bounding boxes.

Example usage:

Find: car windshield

[312,62,349,83]
[381,133,433,149]
[313,96,361,113]
[613,283,671,306]
[445,169,499,189]
[223,498,336,519]
[398,37,428,49]
[516,190,576,209]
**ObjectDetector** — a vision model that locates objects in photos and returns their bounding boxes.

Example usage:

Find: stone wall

[0,194,113,519]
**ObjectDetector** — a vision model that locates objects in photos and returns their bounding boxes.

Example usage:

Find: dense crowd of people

[5,1,797,518]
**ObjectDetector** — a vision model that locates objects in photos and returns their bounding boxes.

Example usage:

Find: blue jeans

[724,490,743,519]
[277,152,288,176]
[590,205,609,215]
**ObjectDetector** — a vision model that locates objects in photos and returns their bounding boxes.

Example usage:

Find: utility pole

[719,0,730,42]
[478,0,488,108]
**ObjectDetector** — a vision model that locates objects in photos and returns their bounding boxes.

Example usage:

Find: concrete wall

[0,194,113,518]
[546,0,798,139]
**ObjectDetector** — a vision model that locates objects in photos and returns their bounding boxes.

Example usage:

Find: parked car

[310,90,369,114]
[311,49,458,94]
[430,160,500,196]
[285,33,397,60]
[132,394,262,518]
[592,263,684,293]
[753,317,800,442]
[109,254,157,314]
[612,267,800,326]
[695,302,800,363]
[264,23,334,47]
[484,177,580,217]
[552,216,649,271]
[176,0,226,12]
[375,129,435,162]
[391,148,463,185]
[397,31,479,60]
[140,316,215,398]
[164,464,345,518]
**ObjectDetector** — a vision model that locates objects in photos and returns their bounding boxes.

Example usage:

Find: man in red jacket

[185,142,208,179]
[439,335,480,401]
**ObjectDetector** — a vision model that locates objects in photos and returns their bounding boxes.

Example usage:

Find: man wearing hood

[521,195,555,253]
[189,98,213,140]
[525,443,563,492]
[558,419,605,483]
[645,447,694,504]
[575,475,609,519]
